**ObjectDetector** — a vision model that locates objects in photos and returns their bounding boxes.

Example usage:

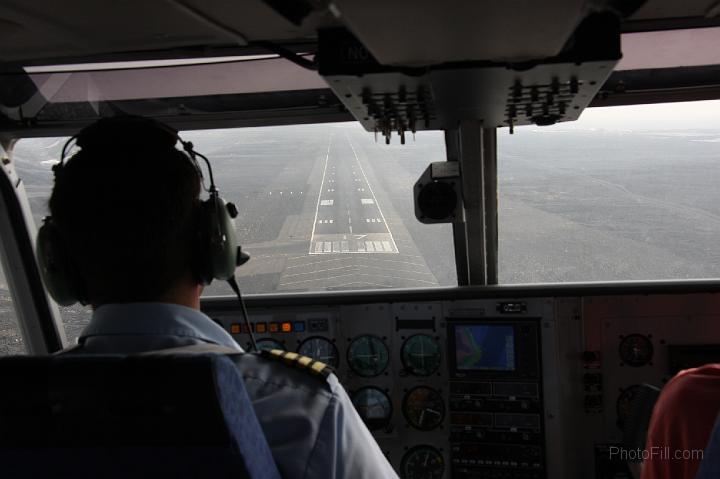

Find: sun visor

[0,56,331,132]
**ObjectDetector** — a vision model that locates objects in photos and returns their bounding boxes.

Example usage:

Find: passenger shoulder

[655,364,720,416]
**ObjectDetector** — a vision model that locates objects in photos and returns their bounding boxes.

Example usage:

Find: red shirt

[642,364,720,479]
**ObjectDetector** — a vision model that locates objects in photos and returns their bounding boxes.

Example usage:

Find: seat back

[0,354,281,479]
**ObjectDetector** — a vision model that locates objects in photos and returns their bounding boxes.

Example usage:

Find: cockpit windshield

[12,99,720,340]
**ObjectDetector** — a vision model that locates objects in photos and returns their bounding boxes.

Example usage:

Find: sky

[532,99,720,132]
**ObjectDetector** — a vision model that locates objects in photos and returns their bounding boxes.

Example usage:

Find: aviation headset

[35,116,250,306]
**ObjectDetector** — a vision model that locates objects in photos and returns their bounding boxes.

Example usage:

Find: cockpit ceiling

[630,0,720,23]
[0,0,719,67]
[0,0,335,64]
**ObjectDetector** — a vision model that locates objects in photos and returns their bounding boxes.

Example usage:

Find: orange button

[255,323,267,334]
[230,324,241,334]
[269,322,280,333]
[281,322,292,333]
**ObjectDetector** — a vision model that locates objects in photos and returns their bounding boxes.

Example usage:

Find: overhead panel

[319,14,622,142]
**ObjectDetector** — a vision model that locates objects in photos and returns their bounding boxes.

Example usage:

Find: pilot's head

[48,118,204,308]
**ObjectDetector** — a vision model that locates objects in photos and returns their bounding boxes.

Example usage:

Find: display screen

[454,324,516,371]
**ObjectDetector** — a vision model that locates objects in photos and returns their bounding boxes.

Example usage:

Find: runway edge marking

[345,133,400,254]
[309,136,333,255]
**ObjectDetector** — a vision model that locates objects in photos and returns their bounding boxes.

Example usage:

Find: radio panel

[446,319,545,479]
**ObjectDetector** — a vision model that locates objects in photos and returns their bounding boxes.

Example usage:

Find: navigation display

[454,324,516,371]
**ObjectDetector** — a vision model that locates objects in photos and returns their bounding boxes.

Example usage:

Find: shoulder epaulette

[260,348,334,379]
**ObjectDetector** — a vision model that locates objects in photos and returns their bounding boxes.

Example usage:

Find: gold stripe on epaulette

[311,361,328,375]
[283,351,300,364]
[259,349,333,379]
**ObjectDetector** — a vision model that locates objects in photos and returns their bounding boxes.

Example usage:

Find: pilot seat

[0,352,281,479]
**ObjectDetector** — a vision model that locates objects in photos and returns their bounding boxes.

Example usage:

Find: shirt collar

[79,302,243,351]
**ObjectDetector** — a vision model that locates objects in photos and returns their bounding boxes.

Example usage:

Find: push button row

[229,321,306,334]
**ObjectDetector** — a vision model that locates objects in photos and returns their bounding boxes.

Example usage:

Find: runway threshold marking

[311,236,396,254]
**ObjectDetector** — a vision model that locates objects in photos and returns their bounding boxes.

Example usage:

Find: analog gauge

[616,384,642,430]
[400,445,444,479]
[403,386,445,430]
[401,334,441,376]
[618,334,654,367]
[256,338,285,352]
[298,337,340,368]
[351,387,393,430]
[347,335,389,377]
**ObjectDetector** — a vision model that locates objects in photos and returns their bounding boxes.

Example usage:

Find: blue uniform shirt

[77,302,399,479]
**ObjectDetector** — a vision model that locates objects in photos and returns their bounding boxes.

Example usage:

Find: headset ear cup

[198,195,240,283]
[35,219,82,306]
[195,201,213,285]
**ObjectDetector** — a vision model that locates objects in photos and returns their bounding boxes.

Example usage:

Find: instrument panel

[206,291,720,479]
[210,298,560,479]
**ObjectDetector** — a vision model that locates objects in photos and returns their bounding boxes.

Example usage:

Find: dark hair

[48,121,201,305]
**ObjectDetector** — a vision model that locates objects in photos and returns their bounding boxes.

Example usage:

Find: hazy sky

[536,99,720,131]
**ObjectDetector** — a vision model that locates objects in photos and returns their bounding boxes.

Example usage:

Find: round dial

[351,386,393,430]
[400,445,444,479]
[403,386,445,430]
[347,335,389,377]
[616,384,642,430]
[618,334,653,367]
[401,334,441,376]
[256,338,285,352]
[298,337,340,368]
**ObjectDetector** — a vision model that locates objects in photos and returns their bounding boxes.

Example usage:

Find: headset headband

[58,116,217,193]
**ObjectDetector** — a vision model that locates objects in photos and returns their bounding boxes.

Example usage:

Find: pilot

[44,117,399,479]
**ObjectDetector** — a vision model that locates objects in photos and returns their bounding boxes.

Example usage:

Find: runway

[265,126,447,292]
[309,134,399,255]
